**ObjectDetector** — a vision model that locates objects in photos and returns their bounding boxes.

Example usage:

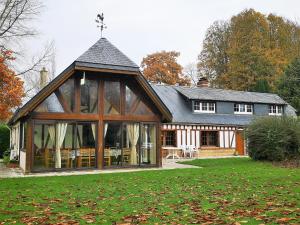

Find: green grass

[0,158,300,224]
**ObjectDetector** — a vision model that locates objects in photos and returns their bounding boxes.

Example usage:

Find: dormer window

[193,101,215,113]
[269,105,283,115]
[234,103,253,114]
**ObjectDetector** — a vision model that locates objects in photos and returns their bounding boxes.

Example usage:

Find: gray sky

[28,0,300,74]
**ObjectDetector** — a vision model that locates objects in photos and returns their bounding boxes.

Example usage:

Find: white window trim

[194,101,215,113]
[234,104,253,115]
[269,105,283,116]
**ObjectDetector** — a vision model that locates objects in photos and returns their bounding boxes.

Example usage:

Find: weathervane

[95,12,107,38]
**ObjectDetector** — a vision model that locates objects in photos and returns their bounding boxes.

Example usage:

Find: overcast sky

[27,0,300,75]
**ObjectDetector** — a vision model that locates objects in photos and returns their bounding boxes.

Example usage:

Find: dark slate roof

[152,84,294,126]
[75,38,140,72]
[175,86,286,104]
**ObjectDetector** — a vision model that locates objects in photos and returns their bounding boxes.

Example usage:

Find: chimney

[197,77,209,87]
[40,67,48,89]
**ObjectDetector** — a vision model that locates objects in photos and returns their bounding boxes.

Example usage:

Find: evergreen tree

[277,58,300,115]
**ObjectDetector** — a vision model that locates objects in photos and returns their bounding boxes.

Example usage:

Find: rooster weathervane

[95,12,107,38]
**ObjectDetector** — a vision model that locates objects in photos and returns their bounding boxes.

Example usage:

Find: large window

[162,131,176,146]
[80,79,98,113]
[33,122,96,171]
[194,101,215,113]
[104,122,156,167]
[234,103,253,114]
[35,79,75,113]
[34,93,64,113]
[201,131,218,146]
[269,105,283,115]
[125,86,154,115]
[104,81,120,114]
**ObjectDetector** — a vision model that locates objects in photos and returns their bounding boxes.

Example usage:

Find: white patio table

[162,146,181,159]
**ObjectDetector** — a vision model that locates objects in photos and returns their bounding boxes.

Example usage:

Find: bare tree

[0,0,42,47]
[183,62,198,86]
[0,0,57,103]
[21,41,56,101]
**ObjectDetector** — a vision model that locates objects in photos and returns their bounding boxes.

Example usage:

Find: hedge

[246,117,300,161]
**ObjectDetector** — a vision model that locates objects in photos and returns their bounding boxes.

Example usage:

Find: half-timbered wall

[161,124,237,149]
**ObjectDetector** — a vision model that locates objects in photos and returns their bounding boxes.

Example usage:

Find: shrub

[0,124,10,158]
[246,117,300,161]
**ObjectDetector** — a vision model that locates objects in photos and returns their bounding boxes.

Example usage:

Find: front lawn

[0,158,300,224]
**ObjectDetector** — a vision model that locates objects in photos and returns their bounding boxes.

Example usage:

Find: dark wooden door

[236,131,245,155]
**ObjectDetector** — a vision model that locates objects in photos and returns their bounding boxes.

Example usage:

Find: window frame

[234,103,253,115]
[269,105,283,116]
[193,101,215,113]
[162,130,176,147]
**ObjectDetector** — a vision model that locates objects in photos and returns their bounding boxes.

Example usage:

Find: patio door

[103,122,157,168]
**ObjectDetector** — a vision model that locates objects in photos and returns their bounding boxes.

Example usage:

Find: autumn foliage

[198,9,300,91]
[0,50,24,121]
[141,51,190,86]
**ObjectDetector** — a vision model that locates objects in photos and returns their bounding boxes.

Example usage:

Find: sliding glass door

[104,122,156,168]
[33,121,96,171]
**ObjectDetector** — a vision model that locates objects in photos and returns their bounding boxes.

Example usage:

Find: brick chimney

[40,67,48,89]
[197,77,209,87]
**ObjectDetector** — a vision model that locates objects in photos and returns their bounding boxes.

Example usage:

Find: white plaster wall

[19,151,26,172]
[176,130,181,147]
[219,131,224,148]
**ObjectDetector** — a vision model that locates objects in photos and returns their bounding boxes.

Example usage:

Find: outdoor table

[162,146,181,159]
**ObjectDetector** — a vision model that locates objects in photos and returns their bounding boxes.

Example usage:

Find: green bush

[0,124,10,158]
[246,117,300,161]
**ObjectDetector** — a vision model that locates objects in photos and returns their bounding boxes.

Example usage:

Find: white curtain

[104,123,108,138]
[143,126,148,162]
[127,124,139,165]
[150,125,156,164]
[55,123,68,168]
[48,125,55,147]
[91,124,96,141]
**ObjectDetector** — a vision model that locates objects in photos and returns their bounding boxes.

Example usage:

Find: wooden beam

[103,114,160,122]
[25,119,33,174]
[54,90,71,113]
[74,77,81,113]
[97,120,104,169]
[74,66,139,76]
[31,113,99,120]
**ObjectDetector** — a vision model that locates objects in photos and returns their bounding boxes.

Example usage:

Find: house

[8,37,297,174]
[8,38,172,173]
[153,81,297,157]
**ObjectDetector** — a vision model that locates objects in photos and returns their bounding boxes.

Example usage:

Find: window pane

[141,124,156,165]
[33,124,55,170]
[76,123,96,168]
[104,81,120,115]
[278,106,282,114]
[209,103,215,111]
[201,132,207,145]
[202,102,208,110]
[234,104,239,112]
[34,93,64,113]
[123,123,139,166]
[269,105,272,113]
[80,79,98,113]
[165,131,175,146]
[240,104,245,112]
[194,101,200,111]
[246,105,252,112]
[59,78,74,112]
[125,86,138,113]
[104,123,122,167]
